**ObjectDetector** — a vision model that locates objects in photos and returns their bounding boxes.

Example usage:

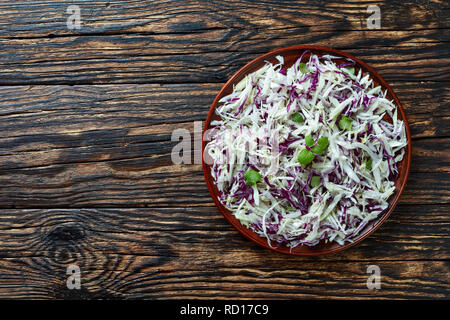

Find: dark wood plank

[0,82,447,138]
[0,32,448,85]
[0,205,448,299]
[0,0,447,39]
[0,258,447,299]
[0,83,447,208]
[0,167,446,207]
[0,205,447,261]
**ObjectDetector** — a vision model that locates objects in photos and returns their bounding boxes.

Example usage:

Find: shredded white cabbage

[206,51,408,248]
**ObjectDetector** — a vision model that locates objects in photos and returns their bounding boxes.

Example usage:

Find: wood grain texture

[0,33,448,85]
[0,205,447,261]
[0,84,447,208]
[0,1,448,85]
[0,0,448,39]
[0,0,448,300]
[0,205,448,299]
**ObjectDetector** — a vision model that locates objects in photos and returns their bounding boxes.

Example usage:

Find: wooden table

[0,0,448,299]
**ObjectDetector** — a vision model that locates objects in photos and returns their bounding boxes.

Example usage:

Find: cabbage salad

[206,51,408,248]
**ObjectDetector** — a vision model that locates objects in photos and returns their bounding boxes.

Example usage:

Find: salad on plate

[205,51,408,249]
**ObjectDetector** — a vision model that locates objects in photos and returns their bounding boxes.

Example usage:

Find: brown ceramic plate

[202,45,412,255]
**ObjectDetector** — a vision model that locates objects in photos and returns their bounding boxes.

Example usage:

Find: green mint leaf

[365,159,373,171]
[317,137,329,150]
[345,67,355,75]
[291,112,304,123]
[339,115,353,131]
[299,62,309,74]
[297,149,315,166]
[244,169,261,186]
[311,145,323,155]
[310,176,321,188]
[305,135,315,147]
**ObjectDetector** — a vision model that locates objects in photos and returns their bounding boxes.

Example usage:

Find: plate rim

[202,45,412,256]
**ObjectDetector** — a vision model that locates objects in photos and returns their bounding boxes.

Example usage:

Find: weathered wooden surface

[0,0,448,299]
[0,205,448,299]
